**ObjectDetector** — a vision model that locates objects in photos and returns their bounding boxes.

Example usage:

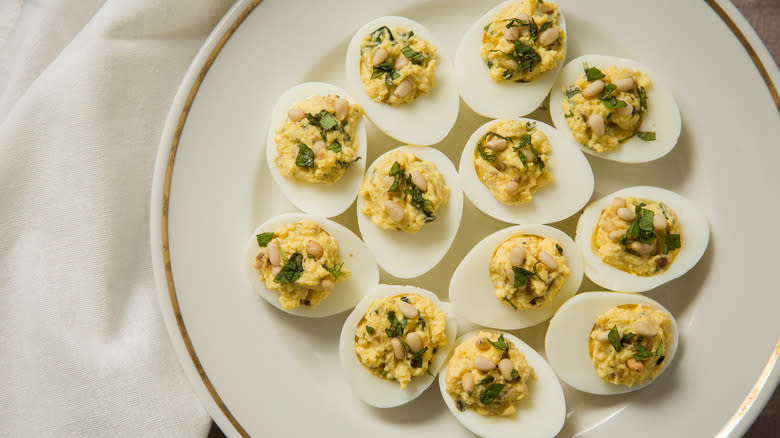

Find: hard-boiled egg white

[345,16,459,145]
[455,1,567,118]
[459,118,594,224]
[450,224,583,330]
[545,291,679,395]
[576,186,710,292]
[244,212,378,317]
[357,146,463,278]
[438,330,566,438]
[265,82,368,217]
[339,284,458,407]
[550,54,682,163]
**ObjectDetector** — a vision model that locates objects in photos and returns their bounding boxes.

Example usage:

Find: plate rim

[148,0,780,437]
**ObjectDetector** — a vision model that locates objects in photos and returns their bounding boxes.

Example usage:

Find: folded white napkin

[0,0,234,435]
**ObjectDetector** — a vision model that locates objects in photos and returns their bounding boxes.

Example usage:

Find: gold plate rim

[158,1,779,437]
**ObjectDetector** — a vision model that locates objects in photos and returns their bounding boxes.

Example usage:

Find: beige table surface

[206,1,779,437]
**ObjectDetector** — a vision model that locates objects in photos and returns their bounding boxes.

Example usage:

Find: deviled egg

[459,118,594,224]
[244,212,378,317]
[455,0,567,118]
[439,330,565,438]
[345,16,459,145]
[450,224,583,330]
[265,82,367,217]
[550,55,681,163]
[545,291,679,394]
[339,284,457,407]
[576,186,709,292]
[358,146,463,278]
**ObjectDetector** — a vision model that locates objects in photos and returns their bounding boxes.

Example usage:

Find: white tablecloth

[0,0,234,435]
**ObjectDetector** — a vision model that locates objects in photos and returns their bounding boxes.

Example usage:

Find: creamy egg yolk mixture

[359,26,436,105]
[589,304,672,387]
[274,94,362,183]
[253,220,350,310]
[354,294,447,388]
[359,150,449,233]
[593,197,682,276]
[489,234,569,309]
[481,0,565,83]
[473,119,552,205]
[445,331,535,416]
[562,65,652,152]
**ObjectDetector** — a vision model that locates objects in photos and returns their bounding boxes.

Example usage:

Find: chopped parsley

[663,233,681,254]
[488,334,507,351]
[322,262,344,278]
[295,143,315,168]
[479,383,505,405]
[256,232,274,247]
[273,252,304,284]
[637,131,656,141]
[512,264,543,288]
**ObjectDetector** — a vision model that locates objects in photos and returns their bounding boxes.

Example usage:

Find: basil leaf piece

[388,161,402,192]
[480,383,505,405]
[621,332,636,343]
[637,131,656,141]
[599,84,617,100]
[502,296,518,310]
[456,400,466,411]
[365,326,375,335]
[585,66,606,81]
[273,252,304,284]
[602,97,627,109]
[626,206,657,245]
[512,266,528,288]
[418,316,426,330]
[528,18,539,41]
[639,86,648,112]
[327,140,342,153]
[511,369,520,380]
[528,143,545,170]
[401,46,427,64]
[318,110,338,131]
[477,145,496,162]
[488,334,507,351]
[295,143,315,168]
[664,234,681,254]
[385,310,406,338]
[565,110,575,118]
[322,262,343,278]
[634,343,652,361]
[608,325,622,352]
[370,25,394,42]
[655,339,664,357]
[404,175,436,222]
[410,346,428,368]
[476,375,494,386]
[618,134,635,143]
[400,339,412,354]
[539,21,552,34]
[555,243,564,255]
[565,86,581,98]
[256,232,274,247]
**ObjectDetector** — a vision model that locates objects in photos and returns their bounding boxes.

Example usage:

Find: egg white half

[244,212,379,317]
[357,146,463,278]
[450,224,583,330]
[338,284,458,408]
[459,118,594,225]
[455,1,567,118]
[545,291,680,395]
[265,82,368,217]
[575,186,710,292]
[438,330,566,438]
[345,16,459,146]
[549,54,682,163]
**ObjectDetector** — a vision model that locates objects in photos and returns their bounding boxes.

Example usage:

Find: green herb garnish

[273,252,304,284]
[370,25,394,42]
[584,66,606,81]
[388,161,402,192]
[503,296,518,310]
[634,343,653,361]
[608,325,622,352]
[256,232,274,247]
[410,346,428,368]
[637,131,656,141]
[322,262,344,278]
[480,383,505,405]
[295,143,315,168]
[404,174,436,222]
[511,369,520,380]
[327,140,342,153]
[488,334,508,351]
[365,326,375,335]
[618,134,635,143]
[476,375,494,386]
[456,400,465,411]
[655,339,664,357]
[602,97,628,109]
[565,86,581,99]
[639,86,647,112]
[599,83,617,100]
[401,46,427,64]
[385,310,406,338]
[664,234,681,254]
[555,243,563,255]
[626,206,657,244]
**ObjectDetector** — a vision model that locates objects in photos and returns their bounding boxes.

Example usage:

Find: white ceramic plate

[150,0,780,437]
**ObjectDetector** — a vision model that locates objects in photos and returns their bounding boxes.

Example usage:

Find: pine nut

[396,300,418,319]
[384,200,404,222]
[617,207,636,221]
[485,137,508,152]
[405,332,424,352]
[461,372,475,393]
[538,27,559,46]
[334,98,349,121]
[372,47,389,66]
[267,241,281,267]
[588,113,605,136]
[394,55,409,69]
[498,358,515,381]
[522,148,535,163]
[609,230,625,241]
[320,278,335,290]
[595,330,610,342]
[509,246,526,266]
[393,79,413,97]
[633,320,658,337]
[504,26,520,41]
[653,214,667,232]
[616,101,633,117]
[305,240,323,258]
[502,59,519,71]
[614,77,634,92]
[631,241,655,255]
[410,170,427,192]
[538,250,558,270]
[271,266,281,277]
[505,269,515,286]
[312,140,326,159]
[390,338,405,359]
[582,80,605,98]
[506,181,520,196]
[474,356,496,371]
[287,108,305,121]
[611,197,626,209]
